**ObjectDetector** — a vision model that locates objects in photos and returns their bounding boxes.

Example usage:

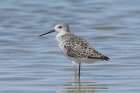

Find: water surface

[0,0,140,93]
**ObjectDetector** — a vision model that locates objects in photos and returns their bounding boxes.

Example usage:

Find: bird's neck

[55,32,68,43]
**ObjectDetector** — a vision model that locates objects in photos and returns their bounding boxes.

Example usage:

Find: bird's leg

[72,61,78,78]
[79,62,81,79]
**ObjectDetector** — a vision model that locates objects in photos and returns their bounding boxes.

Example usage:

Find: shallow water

[0,0,140,93]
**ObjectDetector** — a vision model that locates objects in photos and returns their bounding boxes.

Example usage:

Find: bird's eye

[58,26,62,28]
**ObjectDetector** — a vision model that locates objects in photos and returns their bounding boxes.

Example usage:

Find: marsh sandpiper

[39,22,109,79]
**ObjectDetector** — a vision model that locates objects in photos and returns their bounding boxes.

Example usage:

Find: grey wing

[63,34,109,61]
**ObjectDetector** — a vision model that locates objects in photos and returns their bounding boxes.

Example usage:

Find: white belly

[68,57,103,64]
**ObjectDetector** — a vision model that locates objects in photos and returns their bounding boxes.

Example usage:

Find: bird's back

[56,32,109,63]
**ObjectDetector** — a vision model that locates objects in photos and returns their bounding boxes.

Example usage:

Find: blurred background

[0,0,140,93]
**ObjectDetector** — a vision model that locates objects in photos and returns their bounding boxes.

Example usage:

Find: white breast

[55,32,67,55]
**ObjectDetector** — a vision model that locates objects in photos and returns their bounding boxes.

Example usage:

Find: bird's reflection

[57,77,108,93]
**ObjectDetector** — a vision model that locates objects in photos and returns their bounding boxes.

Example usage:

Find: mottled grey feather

[59,32,109,61]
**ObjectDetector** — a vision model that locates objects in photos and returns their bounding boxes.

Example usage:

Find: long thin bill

[39,30,55,37]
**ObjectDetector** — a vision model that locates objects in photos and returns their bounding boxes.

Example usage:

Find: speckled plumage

[59,32,108,60]
[55,22,109,63]
[39,22,109,79]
